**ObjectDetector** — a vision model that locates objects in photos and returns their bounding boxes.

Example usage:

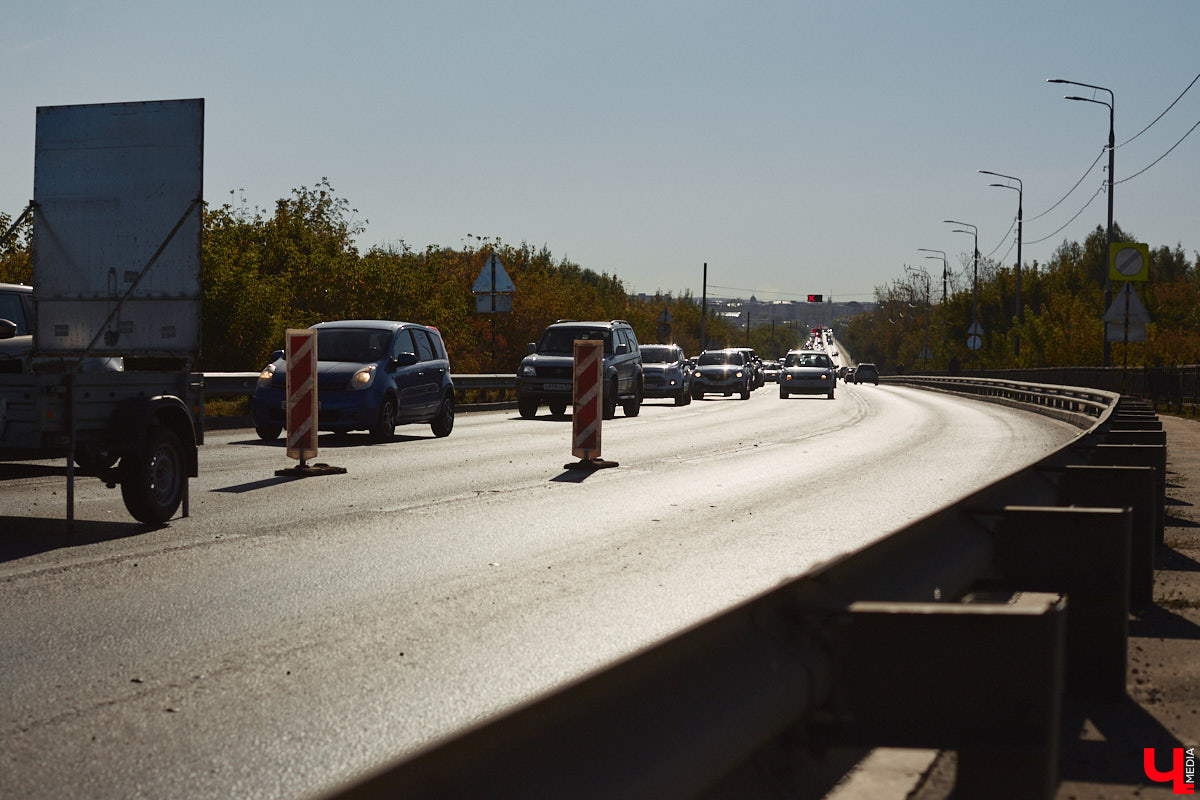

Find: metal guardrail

[316,383,1166,799]
[915,364,1200,417]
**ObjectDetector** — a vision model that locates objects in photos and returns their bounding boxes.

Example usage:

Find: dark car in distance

[251,320,455,442]
[853,362,880,385]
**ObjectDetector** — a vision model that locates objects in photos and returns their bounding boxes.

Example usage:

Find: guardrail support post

[816,593,1065,799]
[987,506,1130,700]
[1059,465,1156,609]
[1090,443,1166,545]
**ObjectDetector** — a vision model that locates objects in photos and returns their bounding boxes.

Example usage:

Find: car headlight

[783,374,792,381]
[735,370,744,378]
[519,364,536,378]
[350,365,375,390]
[257,363,276,388]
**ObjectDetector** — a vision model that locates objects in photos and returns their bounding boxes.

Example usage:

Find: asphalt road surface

[0,383,1082,800]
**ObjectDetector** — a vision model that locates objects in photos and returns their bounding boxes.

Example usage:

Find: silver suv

[516,319,644,420]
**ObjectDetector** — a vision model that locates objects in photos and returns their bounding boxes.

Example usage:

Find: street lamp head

[1046,78,1068,84]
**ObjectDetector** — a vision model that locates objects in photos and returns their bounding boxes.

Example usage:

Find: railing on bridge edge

[308,380,1164,800]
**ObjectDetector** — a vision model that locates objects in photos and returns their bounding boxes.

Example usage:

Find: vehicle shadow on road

[230,432,432,447]
[0,515,161,562]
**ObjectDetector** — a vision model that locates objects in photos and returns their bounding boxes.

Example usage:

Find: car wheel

[518,396,539,419]
[740,383,750,400]
[674,388,687,406]
[255,424,282,441]
[431,392,454,437]
[779,388,788,399]
[827,390,835,400]
[602,381,618,420]
[692,389,704,400]
[370,395,397,442]
[548,399,568,418]
[622,383,642,417]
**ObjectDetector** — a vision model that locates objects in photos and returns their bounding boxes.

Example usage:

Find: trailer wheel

[121,426,185,525]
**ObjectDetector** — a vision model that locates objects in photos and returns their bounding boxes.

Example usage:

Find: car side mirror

[269,349,284,362]
[0,318,16,340]
[527,342,536,354]
[391,353,419,368]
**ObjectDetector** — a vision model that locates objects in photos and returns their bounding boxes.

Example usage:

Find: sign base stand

[563,457,619,471]
[276,460,347,478]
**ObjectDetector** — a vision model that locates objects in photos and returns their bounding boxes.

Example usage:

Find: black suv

[516,320,644,419]
[852,362,879,385]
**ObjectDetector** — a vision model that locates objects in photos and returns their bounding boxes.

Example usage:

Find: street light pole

[944,219,979,324]
[918,248,949,362]
[917,248,948,304]
[905,265,931,367]
[1048,78,1115,366]
[979,170,1023,360]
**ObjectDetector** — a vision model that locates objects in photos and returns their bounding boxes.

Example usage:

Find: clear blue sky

[3,1,1197,302]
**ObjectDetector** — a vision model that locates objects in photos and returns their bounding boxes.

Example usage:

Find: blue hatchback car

[251,320,454,442]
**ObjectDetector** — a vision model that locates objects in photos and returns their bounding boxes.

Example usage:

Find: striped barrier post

[285,328,318,465]
[567,339,617,470]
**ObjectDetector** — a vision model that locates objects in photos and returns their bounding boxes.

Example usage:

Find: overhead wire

[984,216,1016,259]
[1115,117,1200,185]
[1026,185,1105,245]
[1027,148,1104,222]
[1116,70,1200,148]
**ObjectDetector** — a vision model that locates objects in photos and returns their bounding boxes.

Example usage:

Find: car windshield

[537,327,611,356]
[640,346,675,364]
[698,351,741,366]
[316,328,393,362]
[786,352,831,368]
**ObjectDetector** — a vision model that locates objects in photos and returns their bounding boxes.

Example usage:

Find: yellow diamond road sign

[1109,242,1149,282]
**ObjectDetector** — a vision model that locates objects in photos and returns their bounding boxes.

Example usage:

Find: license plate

[545,383,571,391]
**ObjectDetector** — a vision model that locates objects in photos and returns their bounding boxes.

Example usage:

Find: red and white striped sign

[285,328,318,461]
[572,339,603,460]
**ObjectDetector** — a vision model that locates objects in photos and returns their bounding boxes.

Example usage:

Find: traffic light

[807,294,823,302]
